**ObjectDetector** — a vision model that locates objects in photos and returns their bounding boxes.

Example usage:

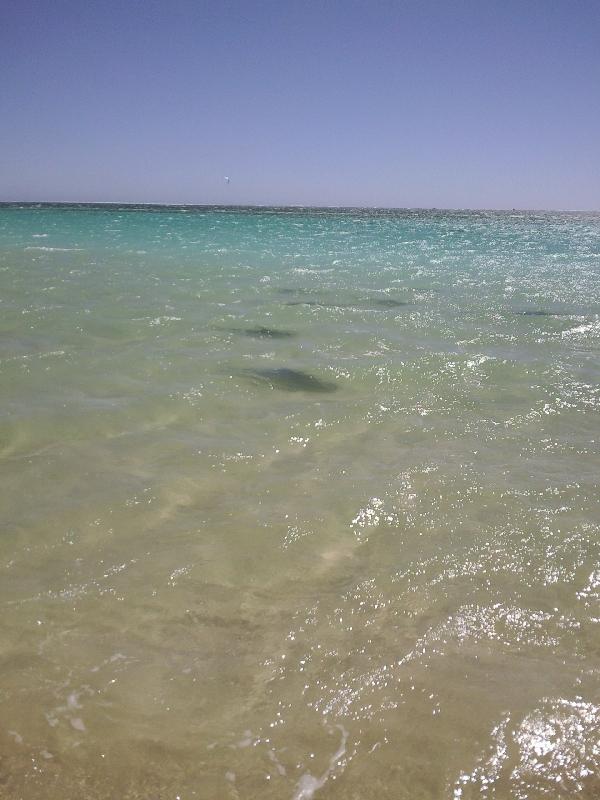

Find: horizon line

[1,200,599,214]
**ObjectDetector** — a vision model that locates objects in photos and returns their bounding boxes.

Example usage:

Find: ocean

[1,204,600,799]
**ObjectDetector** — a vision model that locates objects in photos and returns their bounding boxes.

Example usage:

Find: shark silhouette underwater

[241,367,338,393]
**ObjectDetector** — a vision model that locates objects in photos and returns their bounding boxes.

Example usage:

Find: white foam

[24,246,83,252]
[292,725,348,800]
[149,316,182,326]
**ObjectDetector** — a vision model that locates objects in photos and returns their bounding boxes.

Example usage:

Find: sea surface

[1,204,600,799]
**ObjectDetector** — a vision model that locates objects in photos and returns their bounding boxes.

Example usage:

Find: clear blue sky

[1,0,599,208]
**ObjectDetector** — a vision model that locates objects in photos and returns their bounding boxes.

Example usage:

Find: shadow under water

[369,297,409,308]
[284,297,409,310]
[242,367,338,393]
[239,326,296,338]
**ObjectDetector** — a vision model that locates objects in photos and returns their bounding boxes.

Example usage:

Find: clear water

[1,204,600,799]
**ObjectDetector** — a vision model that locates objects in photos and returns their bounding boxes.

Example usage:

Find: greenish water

[1,204,600,799]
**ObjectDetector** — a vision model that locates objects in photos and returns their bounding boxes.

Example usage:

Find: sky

[1,0,599,209]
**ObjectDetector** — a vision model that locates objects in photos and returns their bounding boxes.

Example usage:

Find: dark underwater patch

[369,298,409,308]
[284,300,351,309]
[244,368,338,393]
[241,326,295,338]
[284,297,408,310]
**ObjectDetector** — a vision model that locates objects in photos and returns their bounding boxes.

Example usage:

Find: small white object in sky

[224,176,230,184]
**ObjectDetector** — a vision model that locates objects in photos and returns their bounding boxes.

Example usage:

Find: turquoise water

[1,204,600,799]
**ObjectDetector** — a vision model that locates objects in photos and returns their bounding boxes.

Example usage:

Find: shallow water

[1,204,600,798]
